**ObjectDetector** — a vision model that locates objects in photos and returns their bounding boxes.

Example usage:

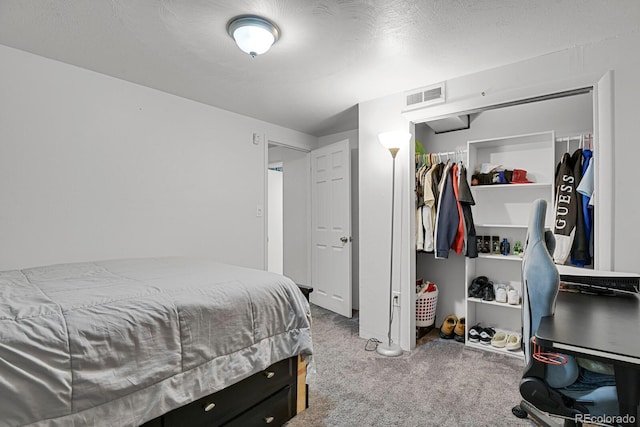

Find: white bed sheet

[0,257,313,426]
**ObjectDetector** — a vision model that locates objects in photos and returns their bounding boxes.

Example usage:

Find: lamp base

[376,341,403,357]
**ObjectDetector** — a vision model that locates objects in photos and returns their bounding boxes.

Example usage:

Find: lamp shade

[227,16,280,57]
[378,131,411,151]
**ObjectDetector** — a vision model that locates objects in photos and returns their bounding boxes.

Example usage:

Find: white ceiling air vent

[403,82,446,112]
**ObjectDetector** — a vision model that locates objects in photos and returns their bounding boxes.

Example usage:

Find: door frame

[264,139,312,287]
[403,71,615,349]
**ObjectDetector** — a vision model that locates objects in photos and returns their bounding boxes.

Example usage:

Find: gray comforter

[0,257,313,426]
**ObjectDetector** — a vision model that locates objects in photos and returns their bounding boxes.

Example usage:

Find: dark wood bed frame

[141,355,307,426]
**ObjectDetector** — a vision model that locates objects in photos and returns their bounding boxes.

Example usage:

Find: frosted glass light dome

[227,16,280,58]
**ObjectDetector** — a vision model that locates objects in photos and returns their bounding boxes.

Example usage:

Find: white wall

[318,129,360,310]
[358,95,413,345]
[359,31,640,350]
[0,44,316,270]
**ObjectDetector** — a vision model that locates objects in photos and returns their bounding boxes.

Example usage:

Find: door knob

[340,236,350,244]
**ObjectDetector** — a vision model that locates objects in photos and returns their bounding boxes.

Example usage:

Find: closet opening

[409,86,602,352]
[267,162,284,274]
[267,143,311,286]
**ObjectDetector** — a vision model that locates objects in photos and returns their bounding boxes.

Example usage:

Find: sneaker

[480,327,495,345]
[491,331,508,348]
[453,317,466,342]
[468,276,491,298]
[508,289,520,305]
[482,285,495,301]
[506,333,522,351]
[495,286,507,303]
[468,323,482,343]
[439,314,458,339]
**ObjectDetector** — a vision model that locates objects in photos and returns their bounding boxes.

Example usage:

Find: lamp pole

[376,146,403,357]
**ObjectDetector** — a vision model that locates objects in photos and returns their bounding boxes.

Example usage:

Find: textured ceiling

[1,1,639,136]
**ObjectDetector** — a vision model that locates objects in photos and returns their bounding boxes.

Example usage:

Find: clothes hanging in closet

[457,166,478,258]
[416,153,476,259]
[421,161,438,252]
[570,148,591,267]
[569,148,589,266]
[553,140,594,266]
[553,152,577,264]
[576,149,594,261]
[416,154,439,252]
[449,163,466,255]
[434,161,459,258]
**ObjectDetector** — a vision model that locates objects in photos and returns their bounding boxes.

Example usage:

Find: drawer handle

[204,402,216,412]
[264,371,275,379]
[264,416,275,424]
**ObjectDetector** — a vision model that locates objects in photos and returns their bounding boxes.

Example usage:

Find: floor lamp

[376,130,411,357]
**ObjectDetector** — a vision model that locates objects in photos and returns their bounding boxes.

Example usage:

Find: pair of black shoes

[468,324,495,345]
[468,276,494,301]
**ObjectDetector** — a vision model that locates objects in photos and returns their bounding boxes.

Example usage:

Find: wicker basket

[416,284,438,327]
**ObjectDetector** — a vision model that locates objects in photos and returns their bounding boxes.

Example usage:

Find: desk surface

[536,291,640,366]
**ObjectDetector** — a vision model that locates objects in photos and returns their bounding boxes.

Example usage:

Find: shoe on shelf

[506,333,522,351]
[482,285,495,301]
[439,314,458,339]
[508,289,520,305]
[453,317,466,343]
[495,286,507,303]
[468,276,492,298]
[468,323,483,343]
[480,327,496,345]
[491,331,508,348]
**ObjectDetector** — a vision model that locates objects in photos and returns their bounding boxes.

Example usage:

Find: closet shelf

[477,253,523,262]
[476,223,552,231]
[466,341,524,359]
[464,130,554,359]
[468,297,522,309]
[471,182,552,191]
[476,223,527,229]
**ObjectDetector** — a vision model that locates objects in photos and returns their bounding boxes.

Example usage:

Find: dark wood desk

[536,291,640,426]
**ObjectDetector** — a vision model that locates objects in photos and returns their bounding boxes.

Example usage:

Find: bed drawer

[160,357,296,427]
[222,385,294,427]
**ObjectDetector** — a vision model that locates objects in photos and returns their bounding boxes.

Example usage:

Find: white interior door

[310,140,352,317]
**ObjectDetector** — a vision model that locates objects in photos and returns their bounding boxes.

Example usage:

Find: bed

[0,257,313,426]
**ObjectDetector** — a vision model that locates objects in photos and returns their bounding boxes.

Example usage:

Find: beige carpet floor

[285,304,537,427]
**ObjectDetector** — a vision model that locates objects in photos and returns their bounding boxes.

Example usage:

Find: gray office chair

[513,199,619,426]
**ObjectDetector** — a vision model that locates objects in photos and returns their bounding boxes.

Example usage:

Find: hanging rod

[416,149,467,157]
[554,133,593,151]
[431,149,467,156]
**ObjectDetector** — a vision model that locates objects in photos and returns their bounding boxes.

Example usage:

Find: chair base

[514,400,579,427]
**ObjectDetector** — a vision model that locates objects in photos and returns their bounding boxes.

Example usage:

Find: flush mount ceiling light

[227,15,280,58]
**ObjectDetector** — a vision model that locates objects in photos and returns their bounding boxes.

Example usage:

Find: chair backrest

[522,199,559,361]
[522,199,579,387]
